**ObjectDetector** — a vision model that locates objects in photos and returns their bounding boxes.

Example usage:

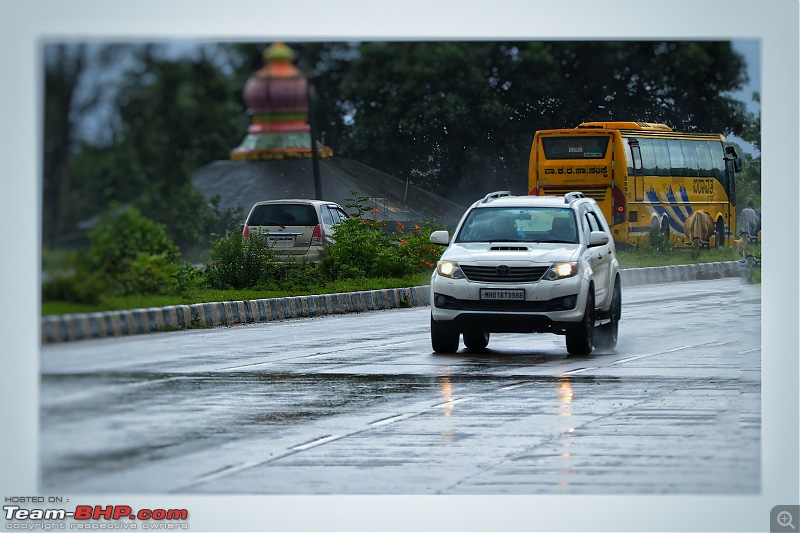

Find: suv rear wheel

[566,287,594,356]
[431,316,460,353]
[463,331,490,350]
[594,279,620,351]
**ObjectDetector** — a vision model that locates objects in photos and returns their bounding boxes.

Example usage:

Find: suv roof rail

[481,191,512,204]
[564,191,586,204]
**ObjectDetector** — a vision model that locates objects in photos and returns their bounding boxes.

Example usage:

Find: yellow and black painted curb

[41,262,744,344]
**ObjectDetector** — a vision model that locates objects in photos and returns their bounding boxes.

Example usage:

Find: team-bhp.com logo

[4,499,189,530]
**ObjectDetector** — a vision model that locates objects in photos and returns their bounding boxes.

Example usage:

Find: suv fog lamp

[545,262,578,280]
[437,261,464,279]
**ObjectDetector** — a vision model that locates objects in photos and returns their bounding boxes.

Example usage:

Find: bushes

[319,193,446,280]
[204,232,275,289]
[87,207,182,278]
[644,225,672,254]
[43,198,445,305]
[43,207,194,301]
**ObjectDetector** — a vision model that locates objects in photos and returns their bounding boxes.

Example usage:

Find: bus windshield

[541,136,609,160]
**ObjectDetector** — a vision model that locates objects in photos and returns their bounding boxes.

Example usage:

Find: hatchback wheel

[431,316,460,353]
[566,288,594,356]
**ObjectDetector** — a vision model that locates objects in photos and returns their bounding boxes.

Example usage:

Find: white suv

[429,191,621,355]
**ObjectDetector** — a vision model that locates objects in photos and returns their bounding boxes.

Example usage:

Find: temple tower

[230,42,332,160]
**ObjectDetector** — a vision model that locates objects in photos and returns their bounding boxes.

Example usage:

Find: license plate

[267,235,295,248]
[480,289,525,301]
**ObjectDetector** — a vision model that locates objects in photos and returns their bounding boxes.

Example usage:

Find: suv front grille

[460,265,549,282]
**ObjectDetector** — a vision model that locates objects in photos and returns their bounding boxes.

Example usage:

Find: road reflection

[558,378,575,488]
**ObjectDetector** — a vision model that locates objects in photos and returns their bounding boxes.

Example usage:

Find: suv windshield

[455,207,578,244]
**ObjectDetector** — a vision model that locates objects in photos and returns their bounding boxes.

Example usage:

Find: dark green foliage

[87,208,193,296]
[319,193,445,280]
[204,232,276,290]
[333,41,758,204]
[86,207,181,277]
[45,40,759,255]
[115,252,184,297]
[42,272,107,305]
[42,208,191,301]
[49,44,245,253]
[644,225,673,255]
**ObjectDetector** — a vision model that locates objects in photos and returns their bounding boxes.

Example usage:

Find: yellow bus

[528,121,742,247]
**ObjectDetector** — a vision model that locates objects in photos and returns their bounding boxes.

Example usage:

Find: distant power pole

[308,83,323,201]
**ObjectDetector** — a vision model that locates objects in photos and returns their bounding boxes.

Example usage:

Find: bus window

[696,141,714,177]
[541,136,609,160]
[652,139,671,176]
[667,140,685,176]
[624,138,642,174]
[637,138,657,175]
[710,141,726,183]
[681,140,700,177]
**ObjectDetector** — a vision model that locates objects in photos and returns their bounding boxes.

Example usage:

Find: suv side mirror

[430,230,450,245]
[589,231,610,247]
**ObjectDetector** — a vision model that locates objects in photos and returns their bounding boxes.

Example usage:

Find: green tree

[334,41,755,204]
[43,44,126,247]
[61,44,245,255]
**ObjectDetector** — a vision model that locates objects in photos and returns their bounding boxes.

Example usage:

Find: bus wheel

[661,217,670,237]
[715,220,725,247]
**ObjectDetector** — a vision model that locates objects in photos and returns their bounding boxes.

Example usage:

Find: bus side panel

[626,176,735,246]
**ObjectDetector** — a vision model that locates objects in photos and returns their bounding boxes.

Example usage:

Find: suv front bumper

[429,273,589,333]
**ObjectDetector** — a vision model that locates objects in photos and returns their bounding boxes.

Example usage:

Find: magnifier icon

[778,511,796,530]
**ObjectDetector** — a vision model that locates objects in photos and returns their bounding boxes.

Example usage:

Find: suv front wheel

[566,287,594,356]
[431,316,460,353]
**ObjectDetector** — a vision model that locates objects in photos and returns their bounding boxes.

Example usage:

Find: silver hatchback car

[242,199,348,263]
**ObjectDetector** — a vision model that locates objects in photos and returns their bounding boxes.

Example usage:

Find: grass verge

[42,273,433,316]
[42,245,757,316]
[616,246,743,269]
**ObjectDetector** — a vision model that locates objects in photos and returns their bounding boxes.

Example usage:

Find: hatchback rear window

[247,204,318,226]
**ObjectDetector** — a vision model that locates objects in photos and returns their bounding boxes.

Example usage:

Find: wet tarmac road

[40,277,761,495]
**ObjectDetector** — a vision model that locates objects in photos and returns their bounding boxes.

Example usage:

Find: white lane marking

[561,367,596,376]
[369,413,415,427]
[192,461,260,485]
[431,397,474,408]
[559,341,721,377]
[290,434,344,451]
[611,345,692,365]
[498,381,534,391]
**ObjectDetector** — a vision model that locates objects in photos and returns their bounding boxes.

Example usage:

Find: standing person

[739,201,760,238]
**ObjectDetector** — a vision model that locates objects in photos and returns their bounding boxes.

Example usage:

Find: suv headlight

[544,262,579,281]
[437,261,465,279]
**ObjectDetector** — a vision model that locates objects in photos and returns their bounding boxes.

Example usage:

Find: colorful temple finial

[230,42,333,160]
